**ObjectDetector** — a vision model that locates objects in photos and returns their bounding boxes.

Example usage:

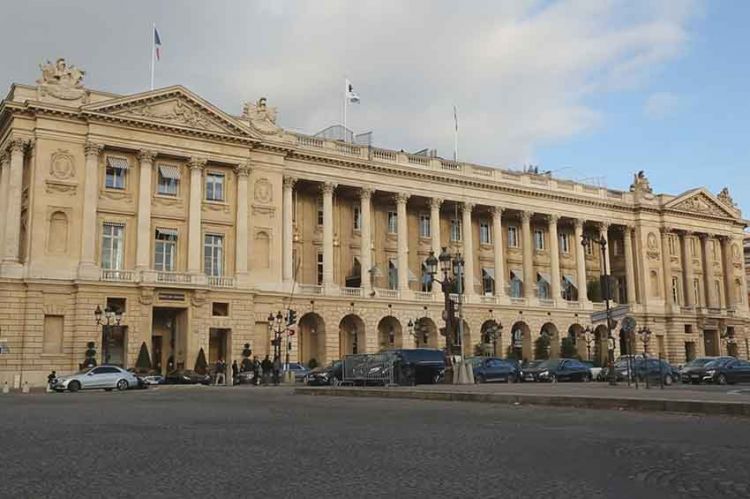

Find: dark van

[385,348,446,385]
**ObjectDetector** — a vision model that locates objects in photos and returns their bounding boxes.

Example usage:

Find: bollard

[21,381,30,393]
[2,381,9,394]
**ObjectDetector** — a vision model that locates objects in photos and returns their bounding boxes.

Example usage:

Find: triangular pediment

[82,86,259,139]
[665,188,739,219]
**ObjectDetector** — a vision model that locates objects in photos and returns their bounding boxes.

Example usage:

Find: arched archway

[298,312,326,367]
[510,321,532,362]
[541,322,560,358]
[480,320,503,357]
[593,324,609,367]
[339,314,365,356]
[414,317,438,349]
[568,323,585,358]
[377,316,402,350]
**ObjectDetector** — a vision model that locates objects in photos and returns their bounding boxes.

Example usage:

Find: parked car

[607,358,677,385]
[520,358,592,382]
[468,357,518,383]
[51,365,139,392]
[702,358,750,385]
[141,373,165,385]
[305,361,343,386]
[580,360,603,381]
[680,357,735,384]
[126,369,149,389]
[284,362,310,382]
[386,349,446,385]
[164,369,211,385]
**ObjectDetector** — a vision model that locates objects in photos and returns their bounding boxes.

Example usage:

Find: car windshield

[77,367,93,374]
[537,359,562,369]
[684,358,714,368]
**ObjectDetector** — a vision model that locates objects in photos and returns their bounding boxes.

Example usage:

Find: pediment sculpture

[242,97,282,135]
[717,187,737,208]
[124,99,226,132]
[673,194,727,217]
[37,58,88,101]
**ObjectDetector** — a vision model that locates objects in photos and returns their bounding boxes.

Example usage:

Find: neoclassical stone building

[0,60,748,385]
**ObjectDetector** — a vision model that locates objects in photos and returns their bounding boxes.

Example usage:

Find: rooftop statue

[629,170,653,194]
[242,97,281,136]
[37,58,87,101]
[717,187,736,208]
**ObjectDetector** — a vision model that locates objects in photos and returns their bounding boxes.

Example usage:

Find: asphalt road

[2,387,749,498]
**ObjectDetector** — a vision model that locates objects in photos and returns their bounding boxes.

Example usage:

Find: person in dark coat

[252,356,260,386]
[272,355,282,386]
[260,355,273,385]
[215,359,226,385]
[231,360,239,385]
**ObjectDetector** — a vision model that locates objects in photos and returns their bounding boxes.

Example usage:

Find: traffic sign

[590,304,630,324]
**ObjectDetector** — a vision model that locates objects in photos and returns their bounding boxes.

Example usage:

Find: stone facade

[0,60,748,385]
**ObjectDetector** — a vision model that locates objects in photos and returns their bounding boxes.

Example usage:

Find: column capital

[188,157,207,171]
[360,186,374,199]
[321,181,337,195]
[679,229,694,237]
[599,221,610,231]
[8,137,30,154]
[283,175,297,188]
[0,151,8,166]
[520,211,532,223]
[235,162,252,177]
[84,141,104,159]
[547,214,560,224]
[462,201,475,212]
[491,206,503,217]
[697,232,712,241]
[659,226,673,236]
[429,197,443,209]
[394,192,410,205]
[574,218,585,230]
[137,149,157,164]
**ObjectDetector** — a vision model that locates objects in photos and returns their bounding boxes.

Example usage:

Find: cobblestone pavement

[2,386,750,498]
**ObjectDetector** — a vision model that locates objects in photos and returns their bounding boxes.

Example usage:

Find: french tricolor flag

[154,27,162,61]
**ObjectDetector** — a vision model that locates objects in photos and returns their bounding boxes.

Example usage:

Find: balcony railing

[374,288,399,299]
[340,287,363,297]
[565,301,582,309]
[208,276,235,288]
[298,284,323,295]
[100,269,135,282]
[157,271,193,284]
[539,299,555,307]
[413,291,435,301]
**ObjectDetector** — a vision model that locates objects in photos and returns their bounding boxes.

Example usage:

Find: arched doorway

[339,314,365,356]
[298,313,326,367]
[377,316,402,350]
[414,317,438,349]
[593,324,609,367]
[510,321,532,362]
[480,320,503,357]
[540,323,560,358]
[568,324,585,358]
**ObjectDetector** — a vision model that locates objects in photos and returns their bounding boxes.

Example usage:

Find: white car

[52,365,139,392]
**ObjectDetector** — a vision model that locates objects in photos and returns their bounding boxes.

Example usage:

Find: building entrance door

[151,336,163,373]
[103,325,127,366]
[684,342,696,362]
[152,308,188,374]
[209,328,230,366]
[703,330,719,356]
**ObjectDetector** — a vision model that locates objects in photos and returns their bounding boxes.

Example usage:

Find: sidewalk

[295,382,750,417]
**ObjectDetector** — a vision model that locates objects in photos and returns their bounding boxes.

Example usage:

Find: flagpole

[453,105,459,162]
[343,78,348,142]
[150,23,156,90]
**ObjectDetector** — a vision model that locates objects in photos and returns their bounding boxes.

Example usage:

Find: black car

[305,361,343,386]
[468,357,518,383]
[126,368,149,389]
[680,357,735,384]
[521,358,592,382]
[387,349,446,386]
[164,369,211,385]
[702,358,750,385]
[607,358,677,385]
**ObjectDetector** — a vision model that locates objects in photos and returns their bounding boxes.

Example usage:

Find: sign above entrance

[159,292,186,302]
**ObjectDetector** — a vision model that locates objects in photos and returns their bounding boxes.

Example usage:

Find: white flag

[346,79,360,103]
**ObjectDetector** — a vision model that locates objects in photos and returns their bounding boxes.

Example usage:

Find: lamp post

[94,305,122,366]
[407,319,428,348]
[581,232,617,386]
[482,316,503,357]
[637,326,652,388]
[720,326,736,356]
[267,311,284,367]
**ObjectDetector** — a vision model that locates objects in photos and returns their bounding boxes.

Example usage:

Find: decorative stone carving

[673,194,727,218]
[395,192,410,205]
[188,157,207,171]
[254,178,273,204]
[629,170,653,194]
[235,162,252,177]
[84,142,103,159]
[283,176,297,189]
[242,97,282,136]
[191,289,207,307]
[100,190,133,202]
[37,58,88,102]
[138,287,154,305]
[125,99,227,132]
[647,231,660,260]
[45,180,77,195]
[138,149,157,164]
[49,150,75,180]
[321,182,337,195]
[717,187,737,208]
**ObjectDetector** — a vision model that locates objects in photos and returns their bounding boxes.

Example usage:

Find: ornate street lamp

[637,326,652,388]
[582,326,595,362]
[94,305,122,366]
[482,317,503,357]
[407,319,429,347]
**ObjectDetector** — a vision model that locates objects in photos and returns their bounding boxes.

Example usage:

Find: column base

[77,262,100,281]
[0,260,23,278]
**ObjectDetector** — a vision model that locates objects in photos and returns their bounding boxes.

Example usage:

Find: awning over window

[159,164,181,180]
[510,268,524,282]
[537,272,551,284]
[156,228,178,238]
[482,268,495,280]
[563,274,577,288]
[106,156,129,170]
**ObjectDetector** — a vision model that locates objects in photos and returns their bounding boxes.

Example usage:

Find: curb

[294,387,750,417]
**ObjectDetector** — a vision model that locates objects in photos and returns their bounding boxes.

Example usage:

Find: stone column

[719,236,732,309]
[462,202,475,296]
[360,187,374,294]
[521,211,534,299]
[574,219,589,304]
[680,231,695,307]
[1,139,26,270]
[599,223,611,274]
[623,225,637,304]
[660,228,673,307]
[548,215,561,302]
[235,163,252,284]
[321,182,336,288]
[187,158,206,274]
[430,198,442,296]
[77,142,103,278]
[282,176,296,282]
[396,192,410,292]
[700,234,715,308]
[135,150,156,272]
[0,153,10,257]
[492,206,506,298]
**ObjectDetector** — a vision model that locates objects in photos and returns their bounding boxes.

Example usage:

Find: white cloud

[644,91,680,119]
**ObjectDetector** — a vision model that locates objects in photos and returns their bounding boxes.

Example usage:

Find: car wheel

[68,381,81,393]
[718,374,728,386]
[664,374,673,386]
[116,379,129,391]
[475,374,485,384]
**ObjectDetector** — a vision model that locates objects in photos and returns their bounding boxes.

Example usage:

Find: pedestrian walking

[231,360,239,386]
[272,355,282,385]
[47,370,56,392]
[261,355,272,385]
[252,356,260,386]
[215,358,226,385]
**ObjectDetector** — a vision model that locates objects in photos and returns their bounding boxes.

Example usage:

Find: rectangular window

[537,278,550,300]
[689,237,696,257]
[43,315,64,354]
[714,280,722,306]
[387,211,398,234]
[671,276,680,305]
[101,223,124,270]
[450,219,462,242]
[205,172,225,201]
[559,233,570,254]
[509,271,523,298]
[507,226,519,248]
[419,214,431,238]
[212,302,229,317]
[154,228,177,272]
[157,164,180,196]
[693,278,701,307]
[421,263,433,292]
[668,235,677,256]
[203,234,224,277]
[316,252,323,285]
[388,259,398,290]
[105,156,127,190]
[534,229,545,250]
[317,199,324,227]
[353,205,361,231]
[482,268,495,296]
[479,221,491,245]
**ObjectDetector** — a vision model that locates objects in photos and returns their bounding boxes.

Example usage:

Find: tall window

[671,276,680,305]
[316,252,323,285]
[509,271,523,298]
[353,205,361,231]
[559,233,570,254]
[419,214,431,238]
[154,229,177,271]
[562,276,578,301]
[668,235,677,256]
[204,234,224,277]
[101,223,124,270]
[388,259,398,290]
[534,229,545,250]
[157,164,180,196]
[387,211,398,234]
[538,278,550,300]
[421,263,433,292]
[689,237,696,257]
[507,226,519,248]
[450,219,462,242]
[317,199,324,227]
[693,278,701,307]
[479,221,491,245]
[105,156,127,190]
[205,172,225,201]
[711,240,718,260]
[482,268,495,295]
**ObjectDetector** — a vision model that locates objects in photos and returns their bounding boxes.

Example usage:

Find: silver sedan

[52,365,139,392]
